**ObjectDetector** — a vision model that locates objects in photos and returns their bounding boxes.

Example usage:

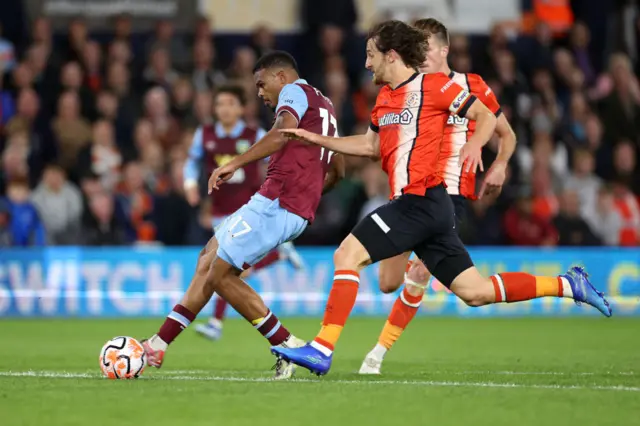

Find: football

[99,336,146,379]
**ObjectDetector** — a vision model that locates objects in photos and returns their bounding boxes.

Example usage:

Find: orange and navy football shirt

[440,71,502,199]
[370,72,476,198]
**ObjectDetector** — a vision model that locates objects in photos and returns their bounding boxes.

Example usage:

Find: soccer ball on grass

[99,336,146,379]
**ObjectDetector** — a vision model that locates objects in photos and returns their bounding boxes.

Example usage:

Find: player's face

[215,93,243,126]
[254,68,283,109]
[365,38,388,85]
[421,36,448,74]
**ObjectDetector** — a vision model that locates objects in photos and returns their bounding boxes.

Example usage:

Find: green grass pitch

[1,317,639,426]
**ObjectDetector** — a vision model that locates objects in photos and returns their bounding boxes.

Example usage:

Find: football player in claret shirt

[182,85,305,342]
[359,17,519,374]
[142,51,345,379]
[272,20,611,377]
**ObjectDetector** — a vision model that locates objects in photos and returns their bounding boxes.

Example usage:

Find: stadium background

[0,0,638,317]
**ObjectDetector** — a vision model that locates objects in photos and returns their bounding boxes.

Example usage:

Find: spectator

[250,25,275,59]
[31,164,83,245]
[145,20,189,72]
[0,138,29,195]
[1,178,46,246]
[106,62,140,137]
[77,120,122,190]
[612,140,640,194]
[5,88,56,184]
[569,21,597,85]
[154,159,192,245]
[51,90,91,176]
[586,185,623,246]
[530,163,559,221]
[115,161,157,243]
[10,62,34,94]
[611,179,640,246]
[0,198,12,246]
[0,23,16,75]
[193,90,213,126]
[81,40,103,93]
[191,16,212,45]
[553,189,601,245]
[600,53,640,145]
[107,39,133,67]
[503,188,558,246]
[564,149,602,220]
[144,87,181,152]
[143,46,178,92]
[57,61,95,120]
[82,191,126,246]
[61,17,88,62]
[191,39,225,92]
[112,13,133,46]
[0,70,16,130]
[170,78,195,124]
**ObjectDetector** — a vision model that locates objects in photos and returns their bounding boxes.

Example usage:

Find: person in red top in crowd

[273,20,611,377]
[504,187,558,246]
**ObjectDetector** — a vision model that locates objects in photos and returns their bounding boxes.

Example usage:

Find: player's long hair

[367,20,426,69]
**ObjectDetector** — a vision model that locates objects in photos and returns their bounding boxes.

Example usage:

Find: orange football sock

[313,270,360,353]
[378,286,423,350]
[491,273,572,302]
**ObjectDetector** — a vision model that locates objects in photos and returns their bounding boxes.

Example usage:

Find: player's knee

[455,285,493,307]
[333,235,370,270]
[379,278,402,294]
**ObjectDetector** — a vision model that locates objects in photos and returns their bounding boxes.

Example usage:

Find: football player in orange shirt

[272,20,611,377]
[359,17,519,374]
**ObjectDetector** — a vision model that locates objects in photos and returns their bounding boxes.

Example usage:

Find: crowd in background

[0,0,639,248]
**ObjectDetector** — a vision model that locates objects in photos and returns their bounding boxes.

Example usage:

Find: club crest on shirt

[405,92,420,108]
[205,140,216,150]
[236,139,250,154]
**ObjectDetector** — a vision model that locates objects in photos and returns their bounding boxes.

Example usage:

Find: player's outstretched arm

[279,127,380,158]
[207,113,297,193]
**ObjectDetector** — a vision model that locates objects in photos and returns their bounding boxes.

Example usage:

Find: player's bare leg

[196,243,304,342]
[205,256,305,379]
[142,236,220,367]
[360,254,430,374]
[272,234,372,375]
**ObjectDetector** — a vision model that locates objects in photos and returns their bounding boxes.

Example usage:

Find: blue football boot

[561,266,612,317]
[271,343,332,376]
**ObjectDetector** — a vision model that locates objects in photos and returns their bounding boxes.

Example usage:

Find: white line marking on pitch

[0,371,638,392]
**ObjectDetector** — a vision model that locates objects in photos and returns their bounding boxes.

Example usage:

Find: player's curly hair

[367,20,426,69]
[414,18,450,46]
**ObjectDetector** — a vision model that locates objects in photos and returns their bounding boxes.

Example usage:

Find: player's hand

[185,186,200,206]
[458,142,484,174]
[279,128,320,144]
[208,163,237,194]
[478,161,507,199]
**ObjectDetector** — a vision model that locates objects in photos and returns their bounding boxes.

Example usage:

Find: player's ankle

[209,318,223,328]
[148,334,168,351]
[370,343,388,360]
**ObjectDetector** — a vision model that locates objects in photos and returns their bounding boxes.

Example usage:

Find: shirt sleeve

[474,76,502,117]
[275,84,309,126]
[431,75,477,118]
[183,127,203,188]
